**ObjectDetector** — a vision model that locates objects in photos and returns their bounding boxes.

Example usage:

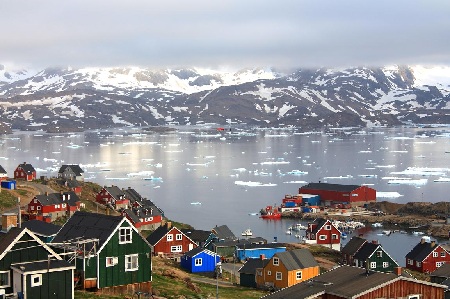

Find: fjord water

[1,126,450,266]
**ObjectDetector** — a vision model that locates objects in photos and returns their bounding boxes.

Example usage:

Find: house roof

[104,185,127,200]
[182,229,215,243]
[300,182,362,192]
[184,247,216,258]
[123,187,145,203]
[0,165,6,174]
[239,258,270,274]
[146,224,170,246]
[405,241,441,262]
[21,220,61,237]
[56,179,82,188]
[11,259,74,273]
[353,242,380,261]
[262,265,446,299]
[236,242,286,250]
[58,164,84,176]
[341,236,367,256]
[123,206,162,223]
[274,248,319,271]
[310,218,334,234]
[17,163,35,174]
[212,225,236,241]
[431,263,450,278]
[51,211,125,249]
[34,191,80,206]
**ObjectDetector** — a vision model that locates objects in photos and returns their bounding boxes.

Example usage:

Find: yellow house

[256,248,320,290]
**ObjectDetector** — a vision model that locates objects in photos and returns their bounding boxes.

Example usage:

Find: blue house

[236,243,286,262]
[0,180,16,190]
[181,247,221,273]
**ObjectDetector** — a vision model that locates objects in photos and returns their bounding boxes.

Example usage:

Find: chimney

[2,213,18,232]
[260,254,265,260]
[431,241,436,247]
[372,240,378,244]
[166,221,172,228]
[395,266,402,276]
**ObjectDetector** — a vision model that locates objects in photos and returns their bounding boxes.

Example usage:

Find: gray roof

[341,236,367,256]
[56,179,82,188]
[123,187,145,203]
[58,164,84,176]
[52,211,124,249]
[104,185,127,200]
[431,263,450,278]
[239,258,270,274]
[123,206,162,224]
[406,241,441,262]
[35,191,80,207]
[21,220,61,237]
[274,248,319,271]
[211,225,236,241]
[353,242,381,261]
[300,182,362,192]
[11,259,74,272]
[262,266,401,299]
[0,165,6,174]
[182,229,215,244]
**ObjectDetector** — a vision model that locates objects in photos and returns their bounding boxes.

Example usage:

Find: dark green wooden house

[0,227,74,299]
[238,258,269,288]
[353,242,399,273]
[51,211,152,295]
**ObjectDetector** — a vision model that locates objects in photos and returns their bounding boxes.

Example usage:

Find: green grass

[0,190,20,210]
[74,291,123,298]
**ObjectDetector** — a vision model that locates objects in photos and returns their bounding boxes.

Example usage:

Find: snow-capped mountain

[0,64,449,133]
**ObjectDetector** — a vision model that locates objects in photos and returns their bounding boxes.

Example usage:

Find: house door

[12,271,22,296]
[188,243,194,251]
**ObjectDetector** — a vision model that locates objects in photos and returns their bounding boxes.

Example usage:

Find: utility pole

[17,197,21,228]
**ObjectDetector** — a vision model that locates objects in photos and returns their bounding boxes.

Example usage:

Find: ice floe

[234,181,277,187]
[388,178,428,185]
[127,171,155,177]
[377,192,403,198]
[391,167,449,176]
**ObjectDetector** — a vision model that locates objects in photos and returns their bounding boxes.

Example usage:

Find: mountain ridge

[0,65,449,133]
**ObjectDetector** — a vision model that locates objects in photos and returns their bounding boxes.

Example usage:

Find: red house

[405,238,450,273]
[95,185,129,209]
[304,218,341,251]
[14,162,36,181]
[299,182,376,206]
[26,191,81,222]
[146,223,197,260]
[121,206,163,231]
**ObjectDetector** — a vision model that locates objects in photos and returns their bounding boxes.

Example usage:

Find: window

[370,262,376,269]
[119,227,132,244]
[441,251,446,257]
[332,234,338,240]
[106,257,118,267]
[325,225,331,230]
[167,234,173,241]
[433,251,438,258]
[437,262,443,268]
[296,271,302,280]
[319,235,327,240]
[408,295,421,299]
[171,245,182,252]
[383,262,389,268]
[276,272,282,280]
[125,254,139,271]
[0,271,9,287]
[176,234,182,241]
[408,259,413,265]
[267,270,272,276]
[376,251,383,258]
[416,262,421,267]
[195,258,202,266]
[273,257,279,266]
[257,270,262,276]
[37,206,41,210]
[30,206,34,211]
[30,274,42,287]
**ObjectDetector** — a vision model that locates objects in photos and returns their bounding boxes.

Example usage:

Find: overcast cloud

[1,0,450,70]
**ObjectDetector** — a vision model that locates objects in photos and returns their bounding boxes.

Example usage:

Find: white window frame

[408,295,421,299]
[171,245,182,252]
[30,274,42,287]
[383,262,389,268]
[125,254,139,271]
[167,234,173,242]
[376,251,383,258]
[273,257,279,266]
[275,272,282,280]
[408,259,413,265]
[119,227,132,244]
[416,261,421,267]
[106,256,118,267]
[332,234,338,240]
[296,271,302,280]
[195,258,202,266]
[433,251,438,258]
[37,206,41,211]
[441,251,446,257]
[0,271,10,287]
[370,262,376,269]
[176,234,183,241]
[437,262,443,268]
[325,225,331,230]
[267,270,272,276]
[319,235,327,240]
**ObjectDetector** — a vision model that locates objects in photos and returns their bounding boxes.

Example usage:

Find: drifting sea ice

[127,171,155,177]
[387,178,428,185]
[376,192,403,198]
[284,180,308,184]
[234,181,277,187]
[391,167,449,176]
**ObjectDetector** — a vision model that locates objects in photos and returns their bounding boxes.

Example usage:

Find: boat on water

[372,222,383,228]
[341,232,347,239]
[288,223,307,231]
[242,228,253,236]
[382,230,392,235]
[260,212,282,220]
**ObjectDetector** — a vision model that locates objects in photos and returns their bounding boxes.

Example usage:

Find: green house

[51,211,152,294]
[0,227,74,299]
[353,242,399,273]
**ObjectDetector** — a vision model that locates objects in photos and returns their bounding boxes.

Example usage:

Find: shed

[235,243,286,262]
[238,258,269,288]
[1,180,16,190]
[180,247,220,273]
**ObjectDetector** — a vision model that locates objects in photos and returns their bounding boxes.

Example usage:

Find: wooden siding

[98,221,152,289]
[153,227,197,257]
[24,270,73,299]
[406,245,450,273]
[298,185,376,205]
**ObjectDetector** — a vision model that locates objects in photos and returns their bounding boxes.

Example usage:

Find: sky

[1,0,450,70]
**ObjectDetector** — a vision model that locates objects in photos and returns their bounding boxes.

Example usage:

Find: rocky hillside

[0,65,450,132]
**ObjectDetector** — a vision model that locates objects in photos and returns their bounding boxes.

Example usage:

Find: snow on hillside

[411,65,450,88]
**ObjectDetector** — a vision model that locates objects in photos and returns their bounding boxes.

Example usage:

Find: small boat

[242,229,253,236]
[412,231,424,235]
[382,230,391,235]
[248,212,259,216]
[260,212,282,220]
[341,232,348,239]
[372,222,383,228]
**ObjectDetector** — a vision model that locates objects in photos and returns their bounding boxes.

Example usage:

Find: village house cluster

[0,163,449,298]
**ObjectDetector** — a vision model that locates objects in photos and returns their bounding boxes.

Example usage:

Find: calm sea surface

[1,126,450,266]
